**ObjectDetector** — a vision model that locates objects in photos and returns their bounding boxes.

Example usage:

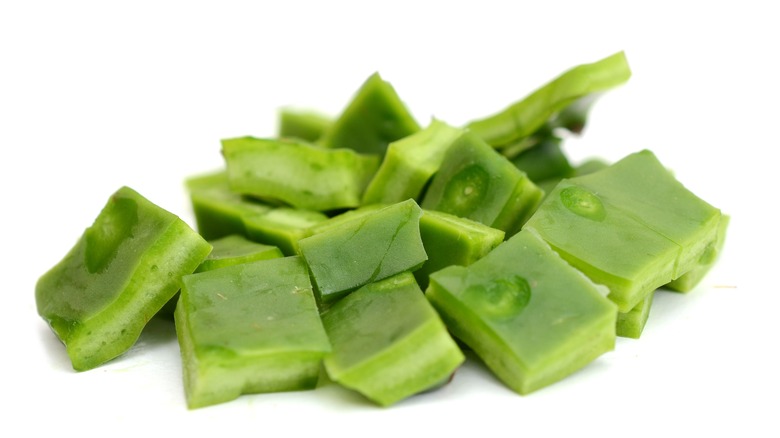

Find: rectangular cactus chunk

[426,230,617,395]
[175,256,331,409]
[35,186,212,371]
[322,273,464,406]
[222,136,379,211]
[298,199,427,304]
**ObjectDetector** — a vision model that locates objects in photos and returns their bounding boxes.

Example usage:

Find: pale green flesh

[524,150,721,312]
[572,150,721,277]
[415,209,505,289]
[35,186,211,371]
[322,273,464,406]
[362,119,464,204]
[195,234,282,273]
[667,215,730,292]
[524,180,679,312]
[176,256,330,409]
[222,137,380,211]
[242,208,328,256]
[298,199,427,304]
[426,230,616,395]
[616,290,654,339]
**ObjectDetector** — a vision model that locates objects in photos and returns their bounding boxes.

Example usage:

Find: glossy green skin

[466,51,631,147]
[362,119,464,204]
[319,72,421,155]
[667,215,729,292]
[278,108,332,142]
[175,257,331,409]
[298,199,427,304]
[36,186,212,371]
[306,204,387,236]
[242,208,328,256]
[186,171,271,240]
[616,290,654,339]
[195,235,283,273]
[524,150,721,312]
[426,230,616,395]
[421,131,543,235]
[322,273,464,406]
[222,137,380,211]
[415,210,505,289]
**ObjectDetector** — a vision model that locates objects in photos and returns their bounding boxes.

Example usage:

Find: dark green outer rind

[36,187,211,371]
[466,51,631,147]
[319,72,421,156]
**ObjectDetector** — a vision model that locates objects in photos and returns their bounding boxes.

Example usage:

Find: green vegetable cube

[242,207,328,256]
[524,150,721,312]
[195,234,283,273]
[186,171,271,240]
[222,137,380,211]
[278,108,332,142]
[298,199,427,304]
[666,215,729,292]
[362,119,464,204]
[616,291,654,339]
[322,273,464,406]
[415,210,505,289]
[421,131,543,235]
[35,186,212,371]
[426,230,617,395]
[319,72,421,155]
[175,256,331,409]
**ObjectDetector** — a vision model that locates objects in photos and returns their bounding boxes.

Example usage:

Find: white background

[2,1,777,436]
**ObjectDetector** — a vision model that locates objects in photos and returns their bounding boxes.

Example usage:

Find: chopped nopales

[222,136,380,211]
[524,150,721,312]
[186,171,272,240]
[666,215,730,293]
[426,230,617,395]
[195,235,283,273]
[318,72,421,155]
[421,131,543,236]
[298,199,427,305]
[466,51,631,148]
[278,108,332,142]
[362,119,464,204]
[322,272,464,406]
[175,257,331,409]
[242,207,328,256]
[35,186,212,371]
[616,291,654,339]
[415,210,505,289]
